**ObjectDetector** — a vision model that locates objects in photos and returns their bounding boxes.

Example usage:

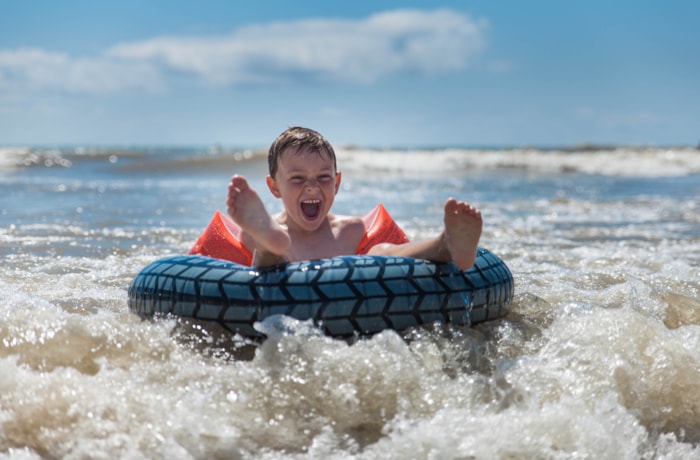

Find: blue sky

[1,0,698,147]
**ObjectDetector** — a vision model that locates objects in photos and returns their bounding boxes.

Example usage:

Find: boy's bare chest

[286,226,362,261]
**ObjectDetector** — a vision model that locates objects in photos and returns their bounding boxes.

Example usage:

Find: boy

[226,126,482,269]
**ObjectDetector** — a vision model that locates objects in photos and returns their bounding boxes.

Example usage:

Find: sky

[1,0,698,147]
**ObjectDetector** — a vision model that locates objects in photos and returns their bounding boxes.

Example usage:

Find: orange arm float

[188,210,253,265]
[355,203,410,254]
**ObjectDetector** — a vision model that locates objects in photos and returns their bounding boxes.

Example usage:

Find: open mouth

[300,199,321,219]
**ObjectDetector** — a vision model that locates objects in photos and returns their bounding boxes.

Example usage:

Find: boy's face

[266,147,341,232]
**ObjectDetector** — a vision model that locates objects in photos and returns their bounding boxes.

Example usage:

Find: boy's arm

[366,234,450,264]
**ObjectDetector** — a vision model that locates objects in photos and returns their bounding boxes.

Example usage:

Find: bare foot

[443,198,482,270]
[227,175,290,262]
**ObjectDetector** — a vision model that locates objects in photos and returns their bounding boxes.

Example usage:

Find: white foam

[0,147,31,171]
[337,147,700,177]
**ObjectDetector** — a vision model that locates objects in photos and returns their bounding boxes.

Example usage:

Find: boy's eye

[289,174,334,184]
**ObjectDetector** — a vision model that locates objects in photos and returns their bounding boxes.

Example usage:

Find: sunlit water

[1,146,699,459]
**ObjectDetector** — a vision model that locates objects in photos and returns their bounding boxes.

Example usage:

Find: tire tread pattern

[128,248,514,337]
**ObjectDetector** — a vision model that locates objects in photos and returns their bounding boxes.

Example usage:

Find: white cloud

[0,9,487,94]
[0,48,162,94]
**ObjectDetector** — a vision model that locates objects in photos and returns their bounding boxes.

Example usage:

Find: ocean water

[1,145,699,459]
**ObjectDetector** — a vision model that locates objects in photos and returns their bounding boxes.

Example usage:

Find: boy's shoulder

[330,213,364,229]
[330,213,366,241]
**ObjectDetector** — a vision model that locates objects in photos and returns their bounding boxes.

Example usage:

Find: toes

[463,203,480,217]
[444,197,459,214]
[445,199,481,217]
[230,175,249,191]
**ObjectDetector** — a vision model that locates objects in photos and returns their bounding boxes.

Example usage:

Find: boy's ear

[266,176,282,198]
[334,171,342,194]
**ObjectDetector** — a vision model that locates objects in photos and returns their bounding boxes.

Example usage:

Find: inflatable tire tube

[128,248,514,338]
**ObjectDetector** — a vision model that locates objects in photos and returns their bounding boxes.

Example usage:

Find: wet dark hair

[267,126,337,178]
